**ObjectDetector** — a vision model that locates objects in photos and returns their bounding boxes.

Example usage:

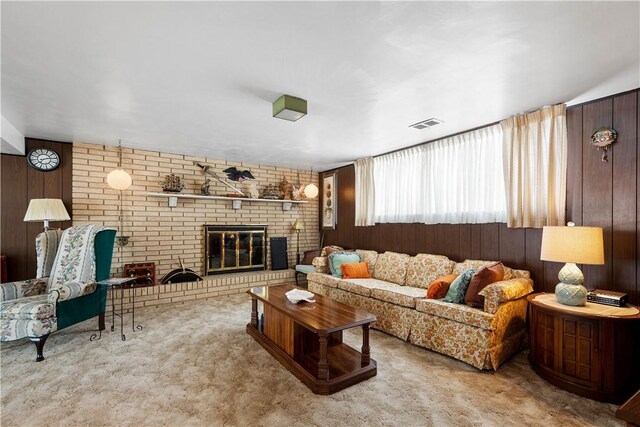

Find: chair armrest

[0,278,49,303]
[312,256,329,274]
[48,281,97,303]
[478,277,534,314]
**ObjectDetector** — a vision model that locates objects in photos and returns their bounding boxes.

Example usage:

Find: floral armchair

[0,224,116,361]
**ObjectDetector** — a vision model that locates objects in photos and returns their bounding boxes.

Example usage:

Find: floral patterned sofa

[308,250,533,370]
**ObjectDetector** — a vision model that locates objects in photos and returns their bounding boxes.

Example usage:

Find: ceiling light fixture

[273,95,307,122]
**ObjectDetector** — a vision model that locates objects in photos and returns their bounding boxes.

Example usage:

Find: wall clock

[27,148,60,172]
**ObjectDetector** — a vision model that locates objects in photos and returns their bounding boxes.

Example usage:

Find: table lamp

[24,199,71,230]
[292,219,305,265]
[540,222,604,306]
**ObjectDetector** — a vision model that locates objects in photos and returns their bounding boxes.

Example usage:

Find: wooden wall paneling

[480,223,500,261]
[458,224,472,260]
[59,141,73,229]
[611,92,637,298]
[422,225,436,255]
[637,91,640,305]
[525,228,545,290]
[566,106,583,225]
[581,99,614,291]
[26,146,45,276]
[470,224,482,260]
[499,224,525,268]
[1,155,29,281]
[442,224,460,260]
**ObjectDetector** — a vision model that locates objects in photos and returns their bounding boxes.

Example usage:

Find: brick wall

[72,142,320,288]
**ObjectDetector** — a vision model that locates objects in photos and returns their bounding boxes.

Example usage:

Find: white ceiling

[2,1,639,170]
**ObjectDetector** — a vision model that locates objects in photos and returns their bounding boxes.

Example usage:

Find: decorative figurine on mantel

[200,178,211,196]
[279,175,291,200]
[262,184,279,199]
[195,162,255,197]
[161,173,186,193]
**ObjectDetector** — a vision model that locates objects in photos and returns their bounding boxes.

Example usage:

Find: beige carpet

[1,293,621,427]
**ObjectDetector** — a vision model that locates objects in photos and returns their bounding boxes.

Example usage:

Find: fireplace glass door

[204,225,266,275]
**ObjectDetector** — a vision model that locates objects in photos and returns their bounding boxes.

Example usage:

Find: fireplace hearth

[204,225,267,275]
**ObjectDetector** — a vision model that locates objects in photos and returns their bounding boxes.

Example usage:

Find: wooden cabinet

[528,293,640,404]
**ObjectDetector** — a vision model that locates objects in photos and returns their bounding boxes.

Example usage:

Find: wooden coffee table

[246,284,377,395]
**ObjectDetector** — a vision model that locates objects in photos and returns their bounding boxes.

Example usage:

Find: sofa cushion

[503,267,530,280]
[427,274,458,299]
[442,268,476,303]
[465,262,504,308]
[341,262,371,279]
[320,245,343,257]
[370,284,426,308]
[337,278,390,297]
[453,259,499,275]
[307,272,342,288]
[373,251,411,285]
[415,298,495,330]
[355,249,379,276]
[328,252,362,277]
[406,254,456,289]
[0,294,54,321]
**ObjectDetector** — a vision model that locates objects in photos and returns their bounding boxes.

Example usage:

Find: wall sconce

[106,139,132,247]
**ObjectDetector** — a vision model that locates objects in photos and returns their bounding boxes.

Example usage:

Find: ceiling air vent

[409,118,443,130]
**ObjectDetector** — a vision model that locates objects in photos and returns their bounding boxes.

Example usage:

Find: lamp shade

[106,168,132,190]
[24,199,70,222]
[540,225,604,265]
[304,183,318,199]
[292,219,305,231]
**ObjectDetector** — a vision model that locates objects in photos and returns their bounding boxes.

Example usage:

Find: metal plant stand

[90,278,142,341]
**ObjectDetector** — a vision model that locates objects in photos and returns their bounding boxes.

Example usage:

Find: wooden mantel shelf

[147,192,308,211]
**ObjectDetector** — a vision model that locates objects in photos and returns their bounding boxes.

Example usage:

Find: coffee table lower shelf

[246,324,377,395]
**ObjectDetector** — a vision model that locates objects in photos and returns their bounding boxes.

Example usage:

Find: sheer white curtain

[501,104,567,228]
[354,157,376,226]
[373,124,506,224]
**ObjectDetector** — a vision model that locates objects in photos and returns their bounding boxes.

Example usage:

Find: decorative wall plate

[590,127,617,162]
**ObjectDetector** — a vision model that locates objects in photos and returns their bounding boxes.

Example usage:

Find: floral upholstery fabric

[312,256,330,274]
[1,317,57,341]
[48,224,103,291]
[486,298,528,369]
[373,251,411,285]
[36,229,63,279]
[337,278,388,297]
[503,267,530,280]
[307,272,341,288]
[479,278,534,314]
[320,245,344,257]
[0,278,48,303]
[405,254,455,289]
[415,299,495,330]
[0,294,54,320]
[49,282,98,303]
[453,259,530,281]
[355,250,379,276]
[370,284,426,308]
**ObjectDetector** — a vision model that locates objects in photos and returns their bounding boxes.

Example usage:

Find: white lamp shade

[304,183,319,199]
[24,199,70,222]
[292,218,305,230]
[107,168,132,190]
[540,225,604,265]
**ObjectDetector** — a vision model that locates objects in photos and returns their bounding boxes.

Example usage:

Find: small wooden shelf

[147,192,308,211]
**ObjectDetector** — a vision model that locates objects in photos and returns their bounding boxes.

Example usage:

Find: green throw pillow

[328,252,362,277]
[441,268,476,303]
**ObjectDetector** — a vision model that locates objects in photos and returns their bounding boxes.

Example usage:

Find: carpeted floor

[1,293,621,427]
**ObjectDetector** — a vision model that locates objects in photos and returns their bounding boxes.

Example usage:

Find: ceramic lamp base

[555,282,588,306]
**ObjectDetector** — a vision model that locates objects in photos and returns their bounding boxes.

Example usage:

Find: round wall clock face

[27,148,61,172]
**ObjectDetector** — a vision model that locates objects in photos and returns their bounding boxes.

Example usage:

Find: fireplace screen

[204,225,266,275]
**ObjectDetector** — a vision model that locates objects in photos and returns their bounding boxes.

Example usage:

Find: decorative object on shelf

[243,181,260,199]
[292,218,305,265]
[195,162,246,196]
[590,127,617,162]
[261,184,280,199]
[107,139,132,247]
[540,222,604,306]
[272,94,307,122]
[279,175,291,200]
[147,192,307,211]
[27,147,60,172]
[223,167,255,182]
[161,173,186,193]
[322,172,337,229]
[124,262,156,287]
[106,140,133,191]
[160,257,203,284]
[23,198,70,231]
[200,178,211,196]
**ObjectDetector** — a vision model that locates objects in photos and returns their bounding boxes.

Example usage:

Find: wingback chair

[0,224,116,361]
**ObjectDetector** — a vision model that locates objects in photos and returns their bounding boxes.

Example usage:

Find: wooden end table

[247,284,377,395]
[527,292,640,404]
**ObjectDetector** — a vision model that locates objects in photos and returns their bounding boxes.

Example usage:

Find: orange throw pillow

[426,274,458,299]
[465,261,504,308]
[341,262,371,279]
